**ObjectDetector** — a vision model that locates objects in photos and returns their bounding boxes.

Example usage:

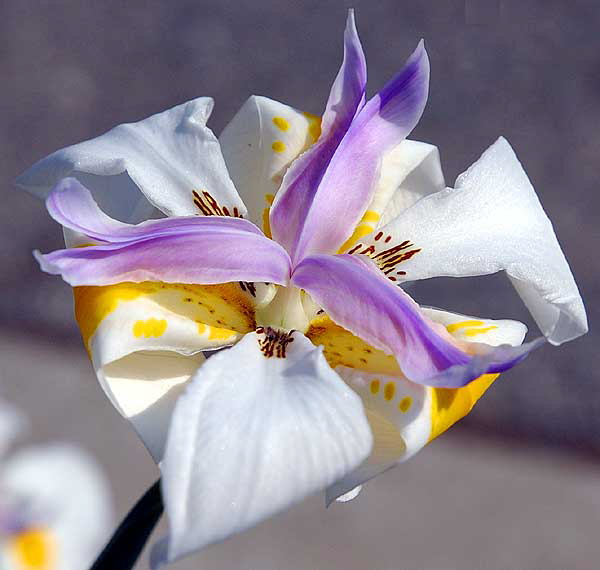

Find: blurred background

[1,0,599,568]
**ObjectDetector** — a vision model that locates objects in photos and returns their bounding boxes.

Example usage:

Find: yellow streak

[338,210,381,253]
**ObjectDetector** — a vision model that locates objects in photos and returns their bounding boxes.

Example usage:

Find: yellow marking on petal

[271,141,286,153]
[9,527,55,570]
[445,320,485,333]
[338,210,381,253]
[302,112,322,142]
[429,373,500,442]
[399,396,412,412]
[306,315,401,375]
[272,116,290,131]
[74,282,255,351]
[384,381,396,401]
[133,318,167,338]
[262,193,275,238]
[197,322,237,341]
[370,379,380,394]
[463,325,498,337]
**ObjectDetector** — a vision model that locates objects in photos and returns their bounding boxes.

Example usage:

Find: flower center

[255,286,318,333]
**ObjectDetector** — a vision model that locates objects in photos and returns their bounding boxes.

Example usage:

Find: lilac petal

[292,254,540,387]
[36,229,291,287]
[47,177,261,244]
[287,41,430,264]
[269,11,367,257]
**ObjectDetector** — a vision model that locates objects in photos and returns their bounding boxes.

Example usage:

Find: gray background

[1,0,599,568]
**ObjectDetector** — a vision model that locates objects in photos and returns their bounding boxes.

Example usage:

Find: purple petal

[36,229,291,287]
[287,41,430,264]
[38,179,291,286]
[269,11,367,257]
[47,177,260,243]
[292,254,540,387]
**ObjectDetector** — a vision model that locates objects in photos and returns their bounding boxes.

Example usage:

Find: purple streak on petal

[289,41,430,263]
[292,254,539,387]
[269,11,367,256]
[36,229,291,287]
[47,177,262,243]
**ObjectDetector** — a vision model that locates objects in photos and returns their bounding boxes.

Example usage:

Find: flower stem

[89,478,163,570]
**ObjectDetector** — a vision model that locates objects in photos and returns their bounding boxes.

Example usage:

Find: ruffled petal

[359,137,587,344]
[153,331,372,564]
[326,309,527,503]
[16,97,246,220]
[0,444,112,570]
[293,254,541,387]
[74,281,263,460]
[274,41,430,264]
[219,96,320,233]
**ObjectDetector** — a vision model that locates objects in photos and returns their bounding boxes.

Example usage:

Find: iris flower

[18,11,586,565]
[0,399,112,570]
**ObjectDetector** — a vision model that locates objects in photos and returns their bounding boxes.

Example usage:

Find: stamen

[349,238,421,280]
[256,326,295,358]
[191,190,243,217]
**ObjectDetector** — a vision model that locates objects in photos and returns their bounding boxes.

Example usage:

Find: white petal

[327,308,527,503]
[338,139,444,252]
[360,137,587,344]
[155,331,372,563]
[75,281,260,461]
[17,97,246,221]
[376,140,445,226]
[1,444,113,570]
[219,96,320,233]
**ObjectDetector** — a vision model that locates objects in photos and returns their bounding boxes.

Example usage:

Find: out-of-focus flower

[0,400,112,570]
[18,10,586,565]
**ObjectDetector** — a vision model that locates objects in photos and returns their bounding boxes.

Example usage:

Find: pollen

[133,318,167,338]
[399,396,412,412]
[271,141,286,153]
[272,116,290,131]
[370,379,380,394]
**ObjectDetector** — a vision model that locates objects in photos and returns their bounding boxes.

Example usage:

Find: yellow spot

[262,193,275,238]
[197,322,237,341]
[370,379,380,394]
[271,141,286,153]
[338,210,381,253]
[272,116,290,131]
[302,111,322,142]
[133,318,167,338]
[384,382,396,401]
[74,282,256,351]
[464,326,498,337]
[445,320,485,333]
[429,373,500,442]
[399,396,412,412]
[306,315,401,375]
[10,528,55,570]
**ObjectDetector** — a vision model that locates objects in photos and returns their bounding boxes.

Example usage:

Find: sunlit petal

[154,332,372,563]
[16,97,246,220]
[363,137,587,344]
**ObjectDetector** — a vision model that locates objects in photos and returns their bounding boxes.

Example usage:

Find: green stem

[90,478,164,570]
